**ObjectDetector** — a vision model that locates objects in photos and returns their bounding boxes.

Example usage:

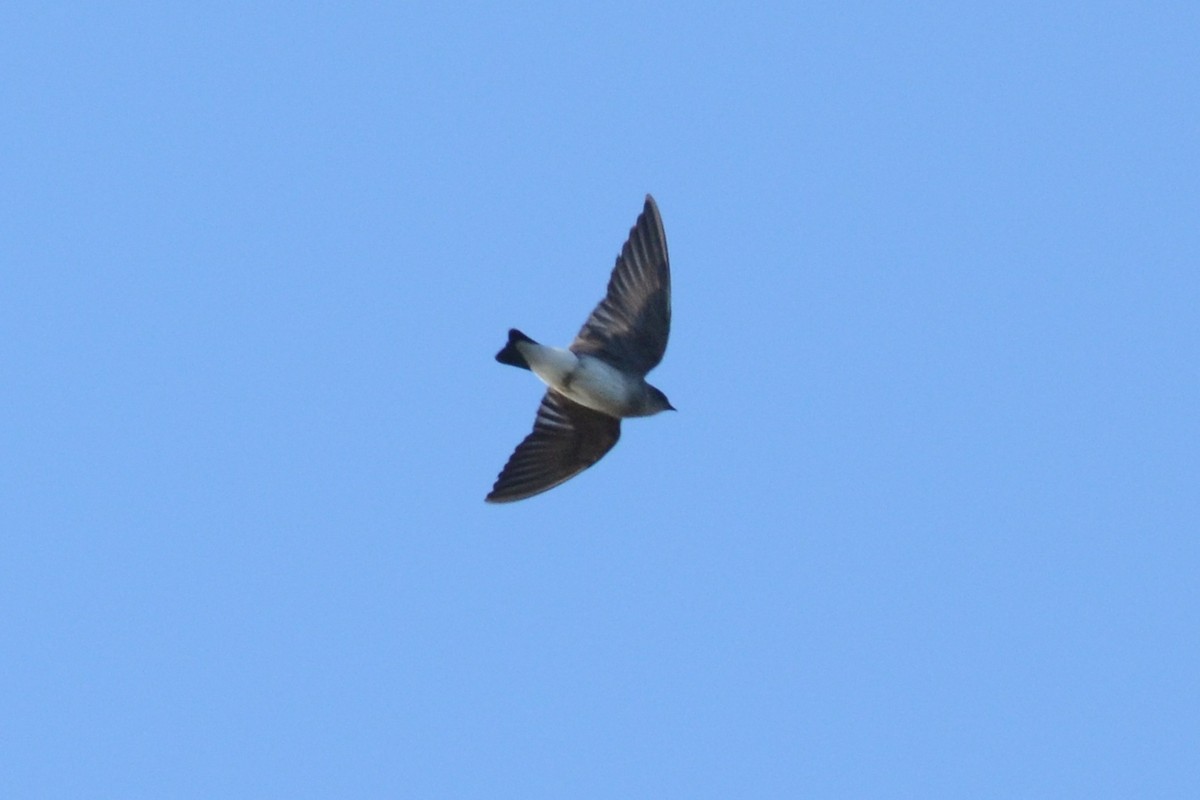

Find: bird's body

[505,336,664,418]
[487,195,674,503]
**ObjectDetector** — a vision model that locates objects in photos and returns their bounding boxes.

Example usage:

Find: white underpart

[517,342,636,417]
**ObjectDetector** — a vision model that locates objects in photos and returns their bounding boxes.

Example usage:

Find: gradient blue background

[4,2,1197,797]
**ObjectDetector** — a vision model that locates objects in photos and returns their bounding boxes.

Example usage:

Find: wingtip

[485,488,532,504]
[641,194,664,235]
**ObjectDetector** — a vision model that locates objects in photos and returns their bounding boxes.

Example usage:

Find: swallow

[487,195,674,502]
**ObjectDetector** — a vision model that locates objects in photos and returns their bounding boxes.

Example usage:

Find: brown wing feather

[570,195,671,375]
[486,391,621,503]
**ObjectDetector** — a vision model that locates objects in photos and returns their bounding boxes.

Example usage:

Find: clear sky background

[3,2,1197,797]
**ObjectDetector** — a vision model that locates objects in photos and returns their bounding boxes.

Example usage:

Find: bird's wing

[486,390,621,503]
[570,195,670,375]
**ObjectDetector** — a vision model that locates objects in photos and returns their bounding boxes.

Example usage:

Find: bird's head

[645,385,676,415]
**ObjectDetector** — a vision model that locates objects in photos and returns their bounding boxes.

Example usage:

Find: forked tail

[495,328,537,370]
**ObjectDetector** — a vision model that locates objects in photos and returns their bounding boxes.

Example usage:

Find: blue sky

[3,2,1197,797]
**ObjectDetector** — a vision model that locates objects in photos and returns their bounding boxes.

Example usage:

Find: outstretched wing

[486,391,621,503]
[570,195,670,376]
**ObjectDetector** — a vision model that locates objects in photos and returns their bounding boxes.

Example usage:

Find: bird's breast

[558,356,640,417]
[523,346,638,417]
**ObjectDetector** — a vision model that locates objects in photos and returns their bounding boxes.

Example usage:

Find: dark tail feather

[495,328,537,370]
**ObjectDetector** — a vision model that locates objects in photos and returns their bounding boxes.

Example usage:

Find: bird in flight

[486,195,674,503]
